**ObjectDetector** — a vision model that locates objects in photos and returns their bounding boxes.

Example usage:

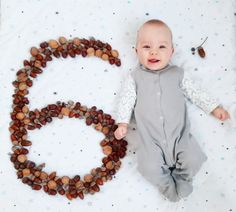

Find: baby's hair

[144,19,168,26]
[136,19,173,46]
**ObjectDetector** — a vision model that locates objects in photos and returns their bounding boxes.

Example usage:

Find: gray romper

[131,64,207,202]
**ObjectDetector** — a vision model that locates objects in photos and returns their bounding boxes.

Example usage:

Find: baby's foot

[175,178,193,198]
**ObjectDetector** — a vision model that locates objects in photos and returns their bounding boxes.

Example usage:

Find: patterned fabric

[115,68,220,124]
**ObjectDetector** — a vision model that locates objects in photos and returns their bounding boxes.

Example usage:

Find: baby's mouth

[148,59,160,63]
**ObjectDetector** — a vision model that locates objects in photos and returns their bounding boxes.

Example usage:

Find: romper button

[157,92,161,96]
[160,116,164,120]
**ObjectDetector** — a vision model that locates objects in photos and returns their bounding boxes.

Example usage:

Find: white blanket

[0,0,236,211]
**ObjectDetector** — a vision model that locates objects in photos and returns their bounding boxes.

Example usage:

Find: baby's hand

[114,123,128,140]
[211,106,230,121]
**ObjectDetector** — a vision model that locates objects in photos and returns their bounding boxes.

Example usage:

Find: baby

[114,19,230,202]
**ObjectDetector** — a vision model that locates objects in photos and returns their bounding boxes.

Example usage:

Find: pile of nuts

[9,37,127,200]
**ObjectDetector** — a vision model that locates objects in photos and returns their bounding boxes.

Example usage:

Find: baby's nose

[150,49,158,55]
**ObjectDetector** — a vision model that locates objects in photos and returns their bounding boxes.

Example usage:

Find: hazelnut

[48,40,59,49]
[40,172,48,180]
[61,107,70,116]
[30,47,39,57]
[18,81,28,90]
[102,146,112,155]
[22,168,31,177]
[101,54,109,60]
[17,154,27,163]
[17,73,28,82]
[34,60,41,68]
[111,50,119,58]
[102,127,109,135]
[95,123,103,131]
[87,48,95,56]
[75,181,84,189]
[22,106,29,114]
[16,112,25,120]
[84,174,93,183]
[47,180,57,189]
[58,36,67,45]
[91,168,97,176]
[61,176,70,185]
[73,38,81,46]
[34,171,41,177]
[95,49,103,57]
[105,161,114,170]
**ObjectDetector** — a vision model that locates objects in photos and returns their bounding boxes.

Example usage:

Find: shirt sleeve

[180,74,220,114]
[115,73,137,124]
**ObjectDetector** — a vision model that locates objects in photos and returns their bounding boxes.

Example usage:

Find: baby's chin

[145,62,167,71]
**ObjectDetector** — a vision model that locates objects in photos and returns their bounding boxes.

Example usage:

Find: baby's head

[136,19,174,71]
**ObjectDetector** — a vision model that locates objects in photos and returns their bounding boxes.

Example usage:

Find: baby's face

[136,24,174,70]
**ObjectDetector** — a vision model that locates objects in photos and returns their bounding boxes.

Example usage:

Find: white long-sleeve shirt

[116,68,220,124]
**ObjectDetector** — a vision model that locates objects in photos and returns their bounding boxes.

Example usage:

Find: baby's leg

[172,137,207,198]
[137,144,180,202]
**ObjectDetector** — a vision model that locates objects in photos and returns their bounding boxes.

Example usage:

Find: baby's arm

[114,73,136,140]
[180,74,230,121]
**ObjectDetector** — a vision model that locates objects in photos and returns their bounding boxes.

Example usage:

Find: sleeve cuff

[205,102,221,114]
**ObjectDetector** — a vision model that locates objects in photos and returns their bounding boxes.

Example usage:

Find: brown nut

[95,178,104,185]
[32,184,42,190]
[23,118,31,125]
[102,146,113,155]
[105,161,114,170]
[102,127,109,135]
[84,174,93,183]
[95,49,103,57]
[95,123,103,131]
[34,60,41,68]
[48,40,59,49]
[47,180,57,189]
[111,50,119,58]
[22,106,29,114]
[34,170,41,177]
[77,191,84,199]
[17,154,27,163]
[21,140,32,146]
[30,47,39,57]
[22,168,31,177]
[16,112,25,120]
[75,180,84,189]
[87,48,95,56]
[101,54,109,60]
[39,172,48,180]
[58,36,67,45]
[61,107,70,116]
[61,176,70,185]
[73,38,81,46]
[18,82,27,91]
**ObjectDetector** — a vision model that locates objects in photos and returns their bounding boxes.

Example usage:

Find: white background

[0,0,236,211]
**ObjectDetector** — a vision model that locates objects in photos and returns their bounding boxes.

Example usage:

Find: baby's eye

[159,45,166,49]
[143,45,150,49]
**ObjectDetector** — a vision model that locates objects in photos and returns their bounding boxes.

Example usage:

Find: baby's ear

[172,47,175,54]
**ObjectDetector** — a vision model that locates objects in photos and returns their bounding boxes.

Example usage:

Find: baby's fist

[114,123,128,140]
[211,106,230,121]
